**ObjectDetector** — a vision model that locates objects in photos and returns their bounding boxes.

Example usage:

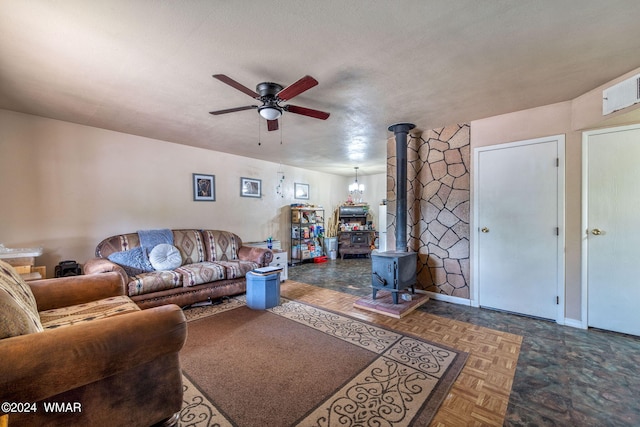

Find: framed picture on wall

[294,182,309,200]
[240,177,261,198]
[193,173,215,201]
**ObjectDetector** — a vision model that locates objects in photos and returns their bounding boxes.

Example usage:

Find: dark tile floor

[288,258,640,426]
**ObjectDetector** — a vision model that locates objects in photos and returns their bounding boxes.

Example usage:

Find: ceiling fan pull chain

[258,115,262,146]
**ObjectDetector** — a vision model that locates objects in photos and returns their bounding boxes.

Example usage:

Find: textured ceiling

[2,1,640,175]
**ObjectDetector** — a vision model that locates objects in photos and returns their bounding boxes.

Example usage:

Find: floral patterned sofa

[84,229,273,309]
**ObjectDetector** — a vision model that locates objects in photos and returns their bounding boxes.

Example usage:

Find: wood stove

[371,122,418,304]
[371,250,416,304]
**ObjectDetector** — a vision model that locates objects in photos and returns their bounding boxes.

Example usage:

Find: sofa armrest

[28,271,126,312]
[238,246,273,266]
[0,304,186,406]
[84,257,129,284]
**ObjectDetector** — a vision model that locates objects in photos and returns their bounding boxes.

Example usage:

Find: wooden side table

[5,259,46,280]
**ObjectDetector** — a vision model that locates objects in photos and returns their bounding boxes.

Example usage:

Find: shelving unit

[290,207,324,264]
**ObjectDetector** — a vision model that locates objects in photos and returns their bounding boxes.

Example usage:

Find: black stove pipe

[387,122,416,252]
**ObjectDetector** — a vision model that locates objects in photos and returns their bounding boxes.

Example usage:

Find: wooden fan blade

[213,74,259,98]
[267,119,279,131]
[209,105,257,115]
[285,104,330,120]
[276,75,318,101]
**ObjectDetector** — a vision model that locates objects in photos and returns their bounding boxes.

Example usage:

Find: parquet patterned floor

[288,258,640,425]
[281,280,522,426]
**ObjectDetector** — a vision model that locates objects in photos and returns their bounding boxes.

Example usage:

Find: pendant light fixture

[349,167,365,202]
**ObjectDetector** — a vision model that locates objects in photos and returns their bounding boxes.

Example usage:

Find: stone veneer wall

[386,124,470,299]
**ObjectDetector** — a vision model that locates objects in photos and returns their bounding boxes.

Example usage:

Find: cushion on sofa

[215,260,260,279]
[0,287,42,339]
[0,260,44,339]
[176,262,227,287]
[96,230,206,264]
[39,295,141,329]
[148,244,182,270]
[173,230,205,264]
[128,270,182,296]
[107,247,154,276]
[202,230,241,262]
[138,228,173,249]
[95,233,141,258]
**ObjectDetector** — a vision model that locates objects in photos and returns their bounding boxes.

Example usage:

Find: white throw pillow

[148,244,182,271]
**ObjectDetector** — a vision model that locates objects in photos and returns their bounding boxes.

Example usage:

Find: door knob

[481,227,489,233]
[591,228,602,235]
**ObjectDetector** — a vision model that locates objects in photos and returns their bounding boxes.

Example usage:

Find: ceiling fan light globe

[259,106,282,120]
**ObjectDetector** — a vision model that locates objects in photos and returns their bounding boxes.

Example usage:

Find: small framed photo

[294,182,309,200]
[240,177,262,198]
[193,173,215,201]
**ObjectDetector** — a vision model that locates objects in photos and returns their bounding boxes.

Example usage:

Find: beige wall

[0,109,385,275]
[471,65,640,322]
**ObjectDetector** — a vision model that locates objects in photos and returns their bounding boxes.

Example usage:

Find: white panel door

[585,125,640,336]
[476,137,563,320]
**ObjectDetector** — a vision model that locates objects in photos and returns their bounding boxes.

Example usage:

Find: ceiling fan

[209,74,330,131]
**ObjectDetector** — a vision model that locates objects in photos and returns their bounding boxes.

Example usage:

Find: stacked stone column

[387,124,470,298]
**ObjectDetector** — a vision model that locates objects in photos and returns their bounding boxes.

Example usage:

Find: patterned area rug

[178,296,468,426]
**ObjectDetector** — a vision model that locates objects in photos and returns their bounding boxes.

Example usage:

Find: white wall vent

[603,73,640,115]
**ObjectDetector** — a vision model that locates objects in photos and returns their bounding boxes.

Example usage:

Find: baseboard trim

[564,318,587,329]
[422,290,589,330]
[421,291,472,306]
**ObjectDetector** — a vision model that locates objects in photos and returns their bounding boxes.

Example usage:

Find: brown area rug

[178,297,468,426]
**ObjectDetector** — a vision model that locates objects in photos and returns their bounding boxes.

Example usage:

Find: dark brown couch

[84,229,273,309]
[0,261,187,426]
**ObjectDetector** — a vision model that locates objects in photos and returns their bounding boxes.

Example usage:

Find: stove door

[371,257,396,290]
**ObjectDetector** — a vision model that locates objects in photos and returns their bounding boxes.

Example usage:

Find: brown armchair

[0,262,187,426]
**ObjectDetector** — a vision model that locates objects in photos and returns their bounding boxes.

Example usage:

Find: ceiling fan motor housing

[257,82,284,119]
[256,82,284,99]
